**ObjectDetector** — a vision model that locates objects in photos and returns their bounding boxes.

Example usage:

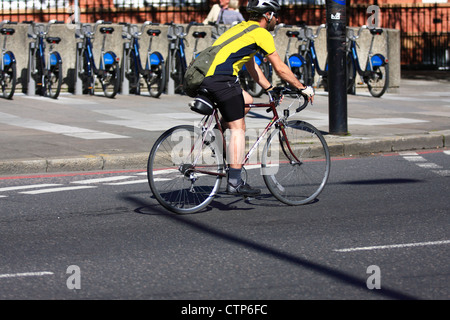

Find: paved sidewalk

[0,77,449,175]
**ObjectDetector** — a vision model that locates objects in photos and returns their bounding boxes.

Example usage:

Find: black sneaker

[226,180,261,196]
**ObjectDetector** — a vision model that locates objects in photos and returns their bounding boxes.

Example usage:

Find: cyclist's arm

[244,57,271,91]
[267,51,313,102]
[266,51,307,91]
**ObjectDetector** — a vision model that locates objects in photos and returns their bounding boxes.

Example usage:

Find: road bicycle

[26,20,63,99]
[76,20,120,98]
[167,22,205,94]
[121,21,165,98]
[346,25,389,97]
[147,87,330,214]
[0,20,16,99]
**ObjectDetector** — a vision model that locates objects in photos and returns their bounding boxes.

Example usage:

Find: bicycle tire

[367,64,389,98]
[2,59,16,99]
[146,60,165,98]
[346,54,356,94]
[148,125,224,214]
[171,52,185,94]
[46,61,62,99]
[101,61,120,98]
[125,53,140,94]
[80,52,94,95]
[262,121,330,205]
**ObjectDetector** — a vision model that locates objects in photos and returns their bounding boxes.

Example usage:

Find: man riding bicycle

[197,0,314,196]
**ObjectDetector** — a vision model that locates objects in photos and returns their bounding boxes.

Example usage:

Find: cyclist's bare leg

[226,117,246,170]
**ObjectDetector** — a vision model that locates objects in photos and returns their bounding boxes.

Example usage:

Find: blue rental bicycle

[0,20,16,99]
[26,20,63,99]
[76,20,120,98]
[121,21,166,98]
[280,26,310,86]
[300,24,328,88]
[346,25,389,97]
[167,22,206,95]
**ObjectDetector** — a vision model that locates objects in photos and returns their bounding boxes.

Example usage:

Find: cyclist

[198,0,314,197]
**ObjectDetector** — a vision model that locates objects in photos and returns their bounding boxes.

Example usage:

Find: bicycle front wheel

[145,60,165,98]
[101,61,120,98]
[367,64,389,97]
[46,62,62,99]
[2,59,16,99]
[148,125,224,214]
[262,121,330,205]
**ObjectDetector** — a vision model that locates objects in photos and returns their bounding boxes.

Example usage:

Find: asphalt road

[0,150,448,302]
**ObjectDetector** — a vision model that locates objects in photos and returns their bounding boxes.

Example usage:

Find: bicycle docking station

[121,40,130,95]
[75,41,83,95]
[27,40,36,96]
[166,26,177,96]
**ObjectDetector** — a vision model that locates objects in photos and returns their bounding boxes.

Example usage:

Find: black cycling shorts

[199,75,244,122]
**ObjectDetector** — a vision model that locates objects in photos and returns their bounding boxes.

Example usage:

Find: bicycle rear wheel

[45,62,62,99]
[262,121,330,205]
[148,125,224,214]
[101,61,120,98]
[1,60,16,99]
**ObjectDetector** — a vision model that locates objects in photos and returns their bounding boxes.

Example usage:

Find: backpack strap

[215,24,259,49]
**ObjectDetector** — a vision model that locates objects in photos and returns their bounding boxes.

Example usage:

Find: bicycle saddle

[0,28,15,35]
[46,37,61,44]
[286,30,299,37]
[193,31,207,39]
[369,28,383,35]
[190,89,216,116]
[147,29,161,36]
[100,27,115,34]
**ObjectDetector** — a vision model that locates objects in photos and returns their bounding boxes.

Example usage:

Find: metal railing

[1,0,448,69]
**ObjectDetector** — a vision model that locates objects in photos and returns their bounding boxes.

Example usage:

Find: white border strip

[0,271,54,279]
[334,240,450,253]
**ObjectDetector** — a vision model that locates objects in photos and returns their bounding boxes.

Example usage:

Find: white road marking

[0,184,62,192]
[334,240,450,253]
[20,186,97,194]
[403,155,427,162]
[71,176,135,184]
[432,170,450,177]
[105,179,148,185]
[417,163,442,169]
[0,271,54,279]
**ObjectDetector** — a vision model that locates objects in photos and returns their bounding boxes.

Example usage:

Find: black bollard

[326,0,348,135]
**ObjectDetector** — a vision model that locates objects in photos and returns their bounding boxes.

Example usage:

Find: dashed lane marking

[334,240,450,252]
[0,271,54,279]
[70,176,135,184]
[20,186,97,195]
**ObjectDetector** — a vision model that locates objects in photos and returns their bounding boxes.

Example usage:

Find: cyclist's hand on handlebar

[299,85,314,104]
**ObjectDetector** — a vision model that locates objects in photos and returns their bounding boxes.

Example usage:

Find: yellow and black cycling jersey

[205,21,276,77]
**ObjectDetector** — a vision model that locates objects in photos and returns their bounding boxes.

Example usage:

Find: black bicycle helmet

[246,0,281,15]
